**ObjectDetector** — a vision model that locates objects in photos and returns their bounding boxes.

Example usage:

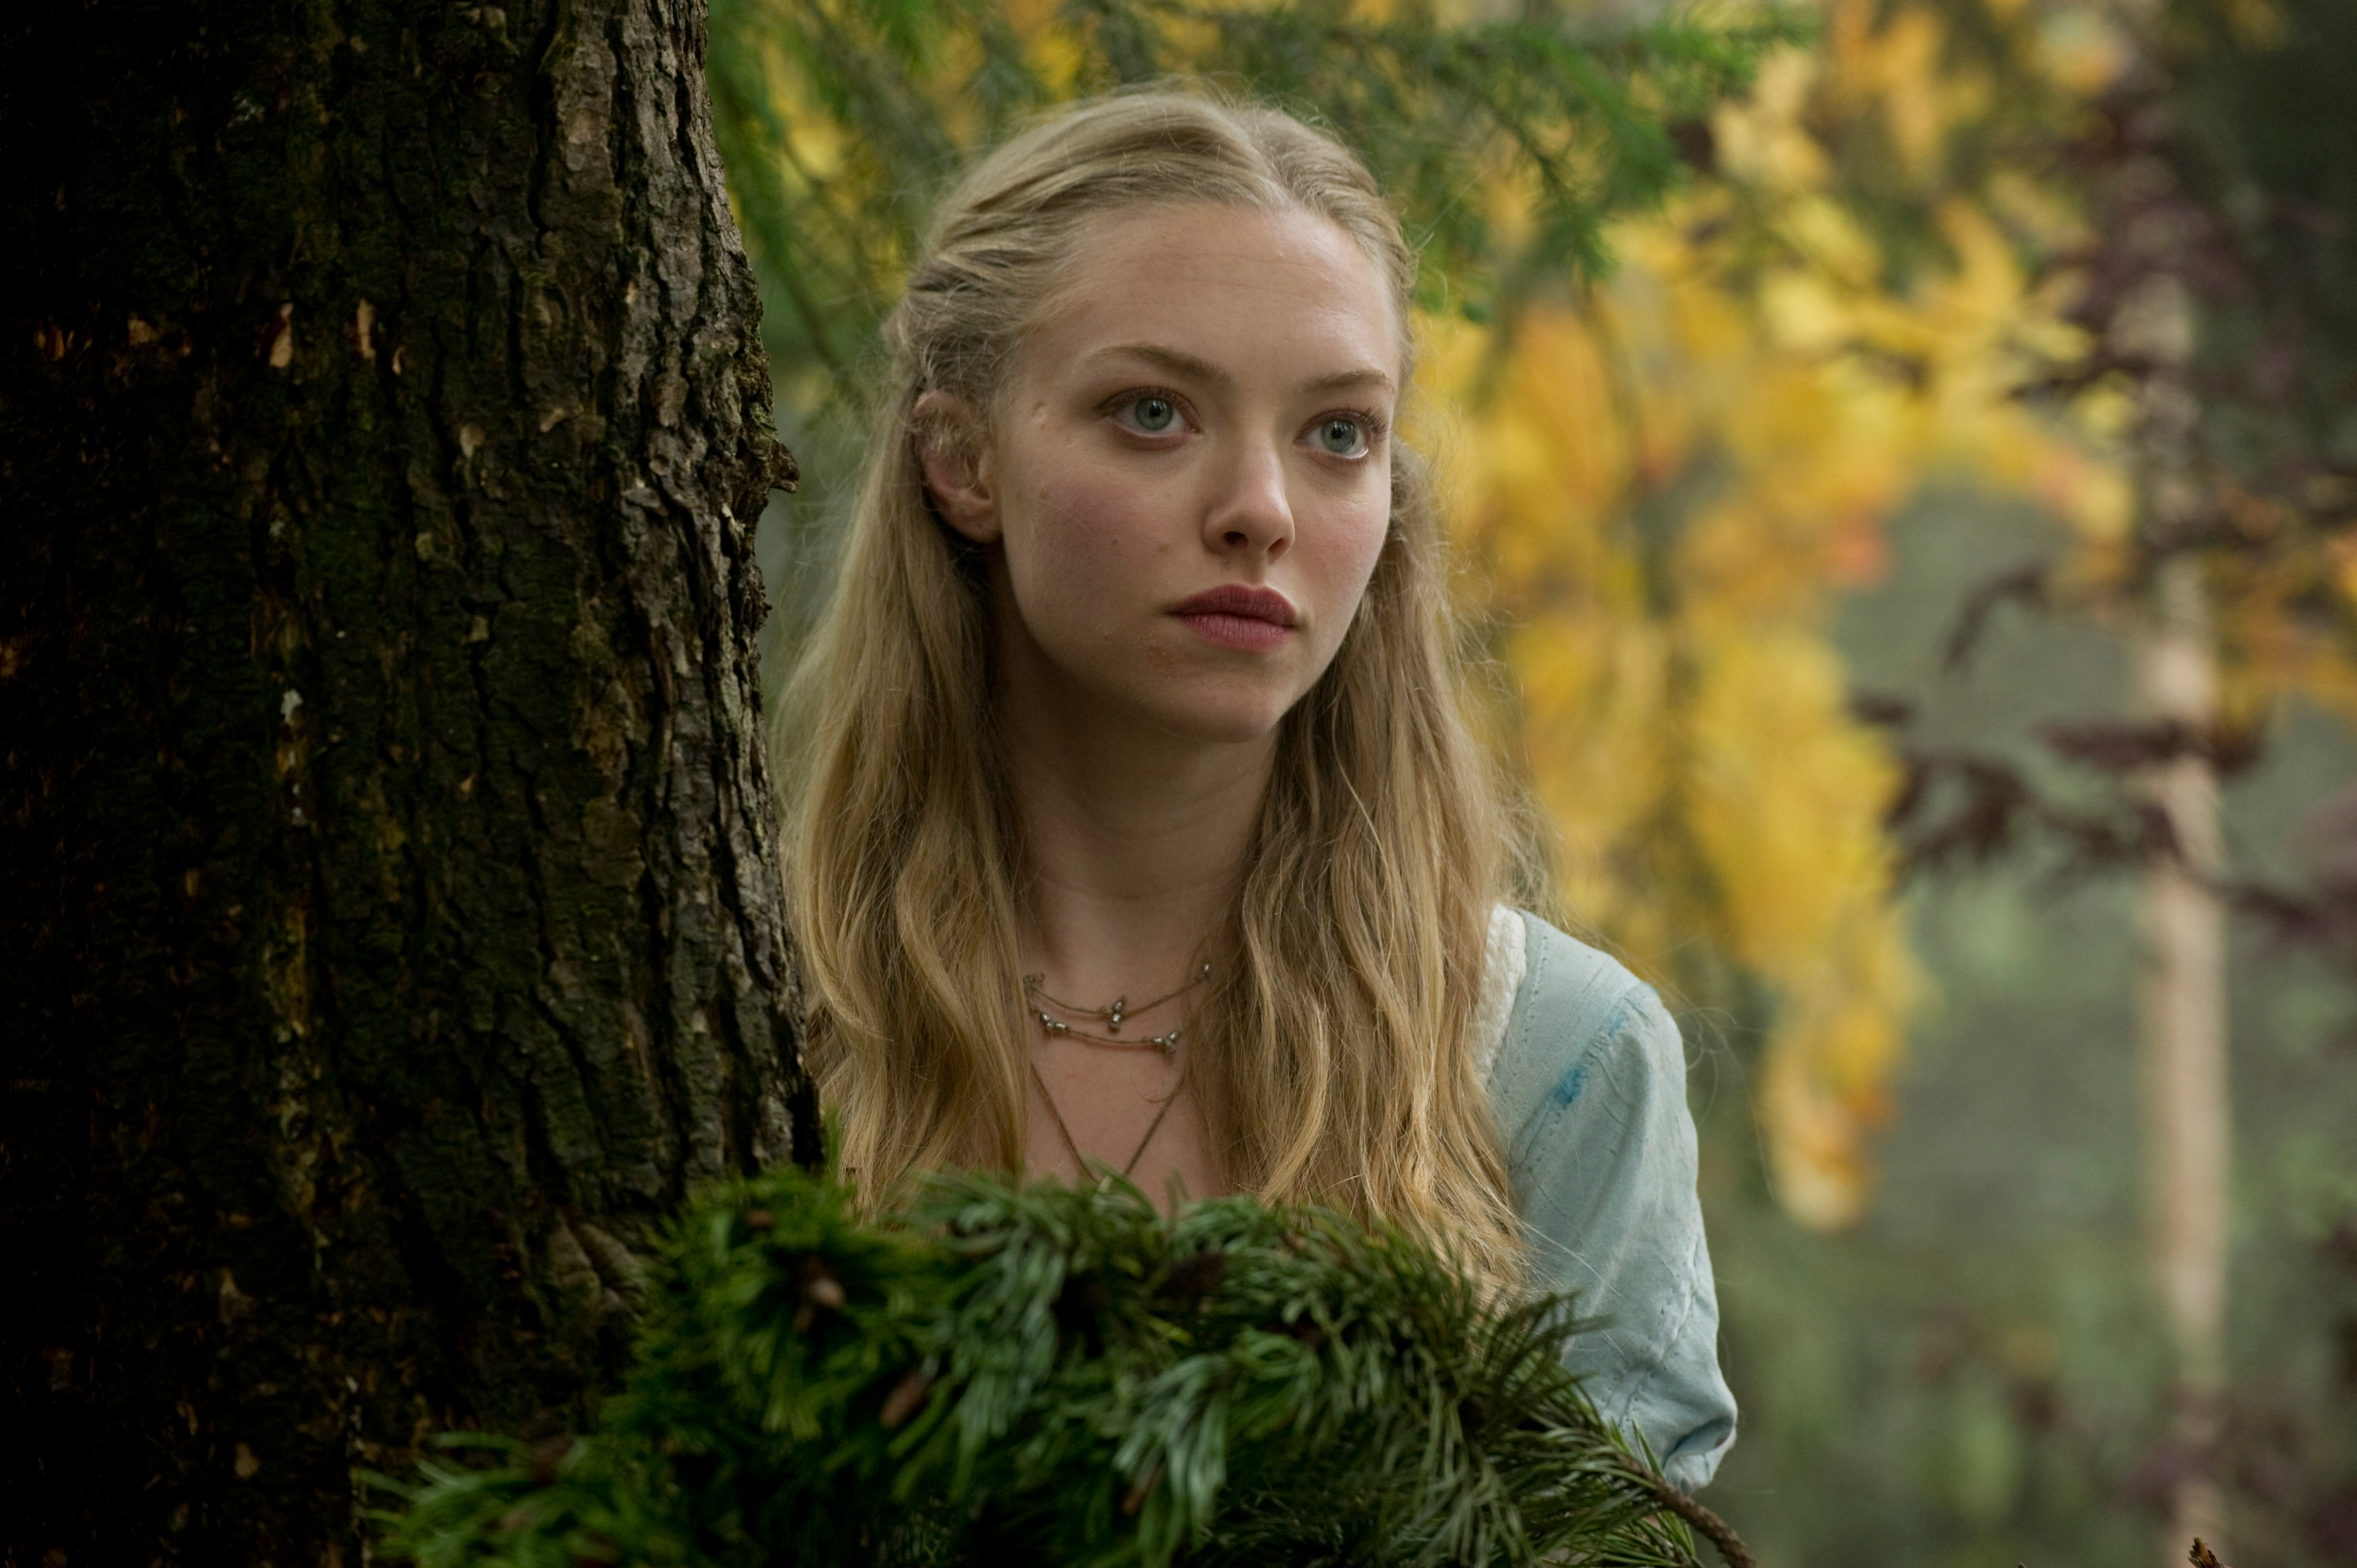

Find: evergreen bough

[376,1170,1751,1566]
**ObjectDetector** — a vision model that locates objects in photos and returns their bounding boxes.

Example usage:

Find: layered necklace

[1022,960,1211,1057]
[1024,960,1210,1178]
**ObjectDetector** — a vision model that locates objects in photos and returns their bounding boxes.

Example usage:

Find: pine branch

[374,1168,1749,1568]
[707,0,1800,390]
[1629,1469,1756,1568]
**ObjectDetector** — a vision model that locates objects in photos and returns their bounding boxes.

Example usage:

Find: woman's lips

[1171,585,1298,652]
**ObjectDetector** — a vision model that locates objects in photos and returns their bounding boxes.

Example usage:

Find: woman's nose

[1201,436,1294,560]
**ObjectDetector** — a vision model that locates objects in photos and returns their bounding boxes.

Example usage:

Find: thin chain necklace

[1029,1060,1187,1180]
[1023,957,1207,1177]
[1023,960,1211,1058]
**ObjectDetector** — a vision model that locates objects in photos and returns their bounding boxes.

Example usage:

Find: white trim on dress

[1469,902,1527,1089]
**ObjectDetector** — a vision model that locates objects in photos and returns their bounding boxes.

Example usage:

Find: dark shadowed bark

[0,0,813,1562]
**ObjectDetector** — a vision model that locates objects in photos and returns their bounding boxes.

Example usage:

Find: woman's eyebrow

[1302,365,1396,396]
[1090,342,1229,387]
[1089,341,1394,397]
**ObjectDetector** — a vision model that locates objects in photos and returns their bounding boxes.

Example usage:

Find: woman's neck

[997,673,1272,1004]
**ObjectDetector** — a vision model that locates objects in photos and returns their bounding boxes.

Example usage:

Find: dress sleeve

[1492,917,1738,1494]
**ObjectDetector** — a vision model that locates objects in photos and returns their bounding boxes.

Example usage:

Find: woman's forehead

[1019,202,1407,394]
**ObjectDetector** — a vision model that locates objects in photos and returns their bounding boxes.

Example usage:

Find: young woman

[775,90,1738,1491]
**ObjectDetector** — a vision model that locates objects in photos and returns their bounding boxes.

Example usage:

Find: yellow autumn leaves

[1425,9,2135,1226]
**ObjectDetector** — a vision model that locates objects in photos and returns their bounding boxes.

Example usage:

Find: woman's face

[923,202,1401,746]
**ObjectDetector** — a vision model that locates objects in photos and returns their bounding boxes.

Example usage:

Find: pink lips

[1171,584,1298,652]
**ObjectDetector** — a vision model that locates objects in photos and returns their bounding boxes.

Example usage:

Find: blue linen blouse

[1482,909,1738,1494]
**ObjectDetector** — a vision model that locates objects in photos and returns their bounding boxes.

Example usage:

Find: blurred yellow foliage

[1426,3,2138,1227]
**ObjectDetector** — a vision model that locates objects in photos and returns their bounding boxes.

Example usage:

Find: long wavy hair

[775,89,1523,1293]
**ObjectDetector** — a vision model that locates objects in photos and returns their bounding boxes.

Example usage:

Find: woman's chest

[1024,1042,1226,1207]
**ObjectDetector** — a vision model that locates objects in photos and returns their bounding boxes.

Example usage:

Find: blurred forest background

[700,0,2357,1560]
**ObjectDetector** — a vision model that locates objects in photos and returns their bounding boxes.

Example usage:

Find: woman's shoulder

[1476,907,1678,1149]
[1475,908,1734,1492]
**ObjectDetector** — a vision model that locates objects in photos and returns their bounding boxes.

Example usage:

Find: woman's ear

[912,390,1001,543]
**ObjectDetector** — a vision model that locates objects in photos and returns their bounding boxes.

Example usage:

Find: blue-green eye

[1316,416,1367,456]
[1127,395,1178,433]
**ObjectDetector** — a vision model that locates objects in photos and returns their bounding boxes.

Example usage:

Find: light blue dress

[1479,909,1738,1494]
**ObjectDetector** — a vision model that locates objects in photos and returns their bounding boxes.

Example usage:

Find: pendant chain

[1030,1060,1186,1181]
[1023,958,1208,1177]
[1023,960,1210,1058]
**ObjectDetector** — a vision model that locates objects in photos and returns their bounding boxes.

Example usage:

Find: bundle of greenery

[375,1167,1748,1567]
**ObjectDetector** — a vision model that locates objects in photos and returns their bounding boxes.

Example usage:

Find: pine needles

[374,1170,1742,1567]
[707,0,1800,383]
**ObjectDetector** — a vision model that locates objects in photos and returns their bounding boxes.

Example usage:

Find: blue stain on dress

[1553,1062,1589,1108]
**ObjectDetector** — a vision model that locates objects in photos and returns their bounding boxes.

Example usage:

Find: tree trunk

[2120,256,2232,1560]
[2137,554,2231,1566]
[0,2,814,1563]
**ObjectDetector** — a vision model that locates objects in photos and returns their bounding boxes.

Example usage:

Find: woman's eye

[1122,395,1180,434]
[1314,416,1367,457]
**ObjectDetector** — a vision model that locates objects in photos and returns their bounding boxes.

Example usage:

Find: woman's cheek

[1324,490,1391,611]
[1035,441,1136,531]
[1008,470,1160,628]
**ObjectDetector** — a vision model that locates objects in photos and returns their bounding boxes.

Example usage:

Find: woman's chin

[1131,691,1299,750]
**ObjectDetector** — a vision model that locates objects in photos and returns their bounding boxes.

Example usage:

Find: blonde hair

[776,89,1523,1293]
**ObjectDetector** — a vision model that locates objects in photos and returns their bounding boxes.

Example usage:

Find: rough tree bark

[1,1,813,1563]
